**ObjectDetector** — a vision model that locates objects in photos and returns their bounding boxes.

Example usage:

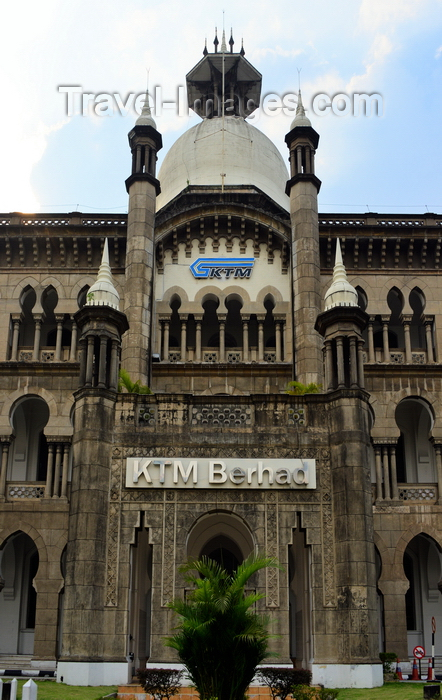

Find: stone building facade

[0,37,441,689]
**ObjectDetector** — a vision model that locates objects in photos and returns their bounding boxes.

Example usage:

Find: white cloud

[436,45,442,58]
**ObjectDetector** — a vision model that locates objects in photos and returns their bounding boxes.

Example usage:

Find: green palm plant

[118,368,152,394]
[165,553,281,700]
[285,381,321,395]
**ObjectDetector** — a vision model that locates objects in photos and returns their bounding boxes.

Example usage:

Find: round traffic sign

[413,645,425,659]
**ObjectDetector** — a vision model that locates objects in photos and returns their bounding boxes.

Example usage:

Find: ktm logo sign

[190,257,255,279]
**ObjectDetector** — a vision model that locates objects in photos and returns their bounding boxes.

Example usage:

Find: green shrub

[136,668,182,700]
[258,668,312,700]
[379,652,397,674]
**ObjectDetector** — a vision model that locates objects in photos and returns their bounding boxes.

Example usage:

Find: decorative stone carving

[191,405,252,427]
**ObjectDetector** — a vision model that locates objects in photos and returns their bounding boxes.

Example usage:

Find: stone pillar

[195,316,202,362]
[242,317,249,361]
[374,444,383,501]
[52,442,63,498]
[381,316,390,363]
[257,315,265,362]
[162,319,169,362]
[336,337,345,387]
[180,319,187,362]
[357,339,365,389]
[10,314,22,361]
[219,317,226,363]
[98,336,108,388]
[382,445,391,500]
[434,443,442,505]
[70,317,78,361]
[0,439,11,499]
[44,443,55,498]
[349,336,358,387]
[85,336,95,387]
[425,317,435,363]
[402,315,412,364]
[367,317,375,363]
[325,339,334,390]
[55,315,64,361]
[377,578,409,659]
[61,442,70,499]
[109,339,119,391]
[33,314,43,362]
[390,444,399,500]
[275,320,282,362]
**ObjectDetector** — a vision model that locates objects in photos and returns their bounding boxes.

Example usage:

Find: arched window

[395,398,435,483]
[263,294,276,349]
[387,287,404,349]
[77,286,90,309]
[201,295,220,348]
[18,286,36,346]
[8,397,50,481]
[168,295,182,348]
[41,286,59,347]
[409,288,426,349]
[225,294,243,349]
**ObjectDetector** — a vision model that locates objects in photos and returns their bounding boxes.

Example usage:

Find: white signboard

[126,458,316,490]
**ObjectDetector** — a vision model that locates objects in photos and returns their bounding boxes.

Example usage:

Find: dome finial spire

[136,72,157,128]
[86,239,120,310]
[229,28,234,53]
[214,27,219,53]
[221,28,227,53]
[324,238,358,310]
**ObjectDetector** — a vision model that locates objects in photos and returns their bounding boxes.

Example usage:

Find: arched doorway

[129,514,153,671]
[0,532,39,655]
[186,511,255,569]
[403,534,442,656]
[288,521,311,669]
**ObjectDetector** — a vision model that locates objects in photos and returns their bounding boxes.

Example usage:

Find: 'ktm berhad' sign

[126,458,316,489]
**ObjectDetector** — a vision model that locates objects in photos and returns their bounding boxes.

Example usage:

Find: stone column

[367,317,375,363]
[162,319,169,362]
[52,443,63,498]
[390,444,399,500]
[61,442,70,499]
[434,443,442,505]
[336,337,345,387]
[275,321,282,362]
[180,319,187,362]
[374,444,383,501]
[85,335,95,387]
[381,316,390,363]
[382,446,391,500]
[377,578,410,660]
[357,339,365,389]
[44,443,55,498]
[425,317,435,363]
[257,315,265,362]
[219,317,226,363]
[33,314,43,362]
[0,439,11,499]
[402,315,412,364]
[98,336,108,388]
[55,315,64,361]
[109,339,119,391]
[349,336,358,387]
[195,315,202,362]
[242,317,249,361]
[325,339,334,390]
[10,314,22,361]
[70,317,78,361]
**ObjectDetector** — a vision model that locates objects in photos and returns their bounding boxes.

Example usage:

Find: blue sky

[1,0,442,214]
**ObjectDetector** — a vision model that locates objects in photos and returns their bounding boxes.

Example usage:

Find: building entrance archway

[187,511,255,568]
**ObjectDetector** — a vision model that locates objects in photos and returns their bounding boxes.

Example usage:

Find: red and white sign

[413,645,425,659]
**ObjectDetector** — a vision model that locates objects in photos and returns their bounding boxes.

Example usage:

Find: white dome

[156,116,290,212]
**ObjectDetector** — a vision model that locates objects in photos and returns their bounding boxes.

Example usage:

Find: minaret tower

[59,241,129,685]
[123,90,162,385]
[285,92,322,385]
[313,241,380,686]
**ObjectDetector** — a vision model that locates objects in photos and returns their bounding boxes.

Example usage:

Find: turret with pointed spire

[123,81,162,385]
[285,90,322,385]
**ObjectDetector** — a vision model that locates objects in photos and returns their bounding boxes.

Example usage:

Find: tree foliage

[165,553,281,700]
